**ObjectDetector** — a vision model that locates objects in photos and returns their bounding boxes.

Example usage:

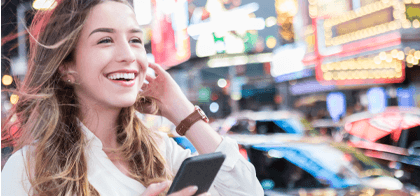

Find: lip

[108,79,136,87]
[104,69,139,87]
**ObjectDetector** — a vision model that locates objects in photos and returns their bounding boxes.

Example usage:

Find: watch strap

[176,106,208,136]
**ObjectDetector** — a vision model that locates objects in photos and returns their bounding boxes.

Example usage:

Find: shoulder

[3,146,30,168]
[150,130,172,151]
[2,146,33,195]
[153,130,171,142]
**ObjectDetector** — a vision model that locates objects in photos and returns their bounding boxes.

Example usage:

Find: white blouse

[1,122,264,196]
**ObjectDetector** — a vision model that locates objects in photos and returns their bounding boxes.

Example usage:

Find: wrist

[166,101,195,126]
[176,105,209,136]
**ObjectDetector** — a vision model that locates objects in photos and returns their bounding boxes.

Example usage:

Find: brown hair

[2,0,171,195]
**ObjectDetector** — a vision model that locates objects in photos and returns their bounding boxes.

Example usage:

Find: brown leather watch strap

[176,106,209,136]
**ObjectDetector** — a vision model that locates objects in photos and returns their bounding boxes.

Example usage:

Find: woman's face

[68,1,148,110]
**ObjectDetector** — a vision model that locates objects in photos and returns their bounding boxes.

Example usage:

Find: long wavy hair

[1,0,172,195]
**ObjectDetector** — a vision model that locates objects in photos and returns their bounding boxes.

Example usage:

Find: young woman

[1,0,264,195]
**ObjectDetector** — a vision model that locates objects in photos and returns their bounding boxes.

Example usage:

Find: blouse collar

[78,121,146,194]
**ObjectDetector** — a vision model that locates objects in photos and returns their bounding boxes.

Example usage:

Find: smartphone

[167,152,226,195]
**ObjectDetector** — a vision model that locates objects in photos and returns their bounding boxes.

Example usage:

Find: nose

[115,41,136,64]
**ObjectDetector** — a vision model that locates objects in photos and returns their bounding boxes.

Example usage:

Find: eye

[98,37,112,44]
[129,37,142,44]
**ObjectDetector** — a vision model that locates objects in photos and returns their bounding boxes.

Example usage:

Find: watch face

[195,106,209,123]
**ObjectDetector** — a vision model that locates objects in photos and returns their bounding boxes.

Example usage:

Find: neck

[79,102,122,149]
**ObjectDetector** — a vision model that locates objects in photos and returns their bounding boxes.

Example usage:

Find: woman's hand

[138,62,195,126]
[140,181,210,196]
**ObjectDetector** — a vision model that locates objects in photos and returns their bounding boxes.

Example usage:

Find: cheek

[76,50,108,71]
[136,55,149,74]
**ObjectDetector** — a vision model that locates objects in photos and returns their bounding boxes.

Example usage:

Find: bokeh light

[2,75,13,86]
[10,94,19,105]
[32,0,57,10]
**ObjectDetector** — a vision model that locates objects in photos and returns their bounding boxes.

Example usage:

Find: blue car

[226,135,410,195]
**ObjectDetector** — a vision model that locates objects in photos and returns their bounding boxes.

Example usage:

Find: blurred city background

[2,0,420,195]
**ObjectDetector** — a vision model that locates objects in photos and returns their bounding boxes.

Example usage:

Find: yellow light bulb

[381,70,388,78]
[374,56,382,64]
[397,51,405,60]
[403,20,411,28]
[395,65,402,72]
[332,72,339,80]
[338,72,344,80]
[391,49,398,58]
[375,70,381,79]
[415,51,420,59]
[413,59,419,65]
[409,49,416,55]
[348,71,354,79]
[407,55,414,64]
[321,64,328,72]
[413,19,420,28]
[379,52,387,60]
[324,72,333,80]
[386,70,392,78]
[368,70,374,79]
[386,54,393,62]
[361,70,369,79]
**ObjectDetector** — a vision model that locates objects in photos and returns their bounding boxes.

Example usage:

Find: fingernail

[189,186,198,193]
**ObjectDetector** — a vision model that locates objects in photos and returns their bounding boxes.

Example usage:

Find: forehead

[83,1,138,31]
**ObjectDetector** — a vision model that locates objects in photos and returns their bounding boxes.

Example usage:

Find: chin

[113,96,137,108]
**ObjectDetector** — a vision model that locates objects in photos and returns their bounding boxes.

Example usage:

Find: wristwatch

[176,105,209,136]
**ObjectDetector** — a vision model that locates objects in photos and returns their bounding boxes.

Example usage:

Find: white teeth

[107,73,135,80]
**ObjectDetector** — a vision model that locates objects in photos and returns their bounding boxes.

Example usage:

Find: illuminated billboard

[322,0,406,47]
[308,0,352,18]
[312,0,417,85]
[316,50,405,85]
[187,0,279,58]
[332,7,394,37]
[151,0,191,69]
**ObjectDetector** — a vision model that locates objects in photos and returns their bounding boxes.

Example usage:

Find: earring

[67,79,71,83]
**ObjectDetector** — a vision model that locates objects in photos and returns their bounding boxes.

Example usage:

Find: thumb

[141,181,169,196]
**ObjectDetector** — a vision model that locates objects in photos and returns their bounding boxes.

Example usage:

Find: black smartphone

[167,152,226,195]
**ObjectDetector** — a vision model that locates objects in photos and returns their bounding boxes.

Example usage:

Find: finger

[140,84,149,95]
[141,83,148,91]
[168,186,198,196]
[145,74,155,82]
[141,181,169,196]
[148,62,165,74]
[198,192,211,196]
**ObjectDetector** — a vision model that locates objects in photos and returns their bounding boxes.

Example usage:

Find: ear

[59,62,77,82]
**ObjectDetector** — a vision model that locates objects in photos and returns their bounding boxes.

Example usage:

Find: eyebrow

[89,28,143,37]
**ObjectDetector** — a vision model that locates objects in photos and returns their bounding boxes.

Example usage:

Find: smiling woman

[1,0,264,196]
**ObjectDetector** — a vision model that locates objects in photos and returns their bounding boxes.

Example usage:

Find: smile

[105,71,138,87]
[107,72,135,80]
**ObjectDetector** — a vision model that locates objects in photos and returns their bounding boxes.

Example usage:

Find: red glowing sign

[151,0,191,69]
